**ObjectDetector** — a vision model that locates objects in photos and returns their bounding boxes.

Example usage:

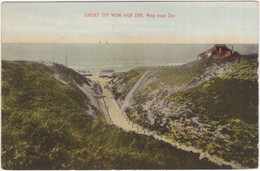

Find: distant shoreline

[2,44,258,77]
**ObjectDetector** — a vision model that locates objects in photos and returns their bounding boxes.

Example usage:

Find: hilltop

[109,55,258,168]
[1,60,225,169]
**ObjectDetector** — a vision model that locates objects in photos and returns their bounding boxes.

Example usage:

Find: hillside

[1,61,226,169]
[109,55,258,168]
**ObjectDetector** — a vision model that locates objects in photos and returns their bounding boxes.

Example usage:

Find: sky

[2,2,259,44]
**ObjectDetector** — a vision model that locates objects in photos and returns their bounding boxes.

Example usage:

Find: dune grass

[2,61,225,169]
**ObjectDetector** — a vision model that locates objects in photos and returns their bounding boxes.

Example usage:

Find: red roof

[198,45,240,58]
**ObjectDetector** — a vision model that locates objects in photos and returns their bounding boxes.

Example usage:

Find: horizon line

[2,42,259,45]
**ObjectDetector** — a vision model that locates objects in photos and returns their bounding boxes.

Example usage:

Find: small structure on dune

[197,44,240,59]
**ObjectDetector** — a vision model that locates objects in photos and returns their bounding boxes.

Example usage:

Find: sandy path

[87,76,244,169]
[121,71,149,112]
[88,76,151,132]
[88,76,112,123]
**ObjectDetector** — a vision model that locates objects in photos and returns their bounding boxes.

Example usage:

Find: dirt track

[121,71,149,112]
[88,76,244,169]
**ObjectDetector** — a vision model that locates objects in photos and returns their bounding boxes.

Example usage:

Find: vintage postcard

[1,1,259,169]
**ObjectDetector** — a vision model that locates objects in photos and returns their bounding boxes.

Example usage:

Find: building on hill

[197,44,240,59]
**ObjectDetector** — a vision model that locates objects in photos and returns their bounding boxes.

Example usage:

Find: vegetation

[157,59,209,86]
[109,68,145,101]
[167,79,257,124]
[132,83,159,105]
[2,61,225,169]
[156,57,255,86]
[115,56,258,168]
[167,57,258,124]
[165,57,258,167]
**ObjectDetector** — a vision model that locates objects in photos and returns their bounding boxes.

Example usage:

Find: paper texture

[1,1,259,170]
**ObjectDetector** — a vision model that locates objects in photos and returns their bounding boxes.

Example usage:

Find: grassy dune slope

[1,61,224,169]
[110,56,258,168]
[109,68,145,105]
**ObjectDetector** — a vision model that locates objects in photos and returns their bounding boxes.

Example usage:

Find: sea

[2,43,258,75]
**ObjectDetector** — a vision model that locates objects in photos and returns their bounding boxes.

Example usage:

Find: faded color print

[1,1,258,170]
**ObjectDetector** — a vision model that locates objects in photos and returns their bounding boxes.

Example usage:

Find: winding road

[88,76,244,169]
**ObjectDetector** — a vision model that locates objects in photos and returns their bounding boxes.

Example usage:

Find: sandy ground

[86,76,112,124]
[87,76,146,131]
[86,76,243,169]
[121,71,149,112]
